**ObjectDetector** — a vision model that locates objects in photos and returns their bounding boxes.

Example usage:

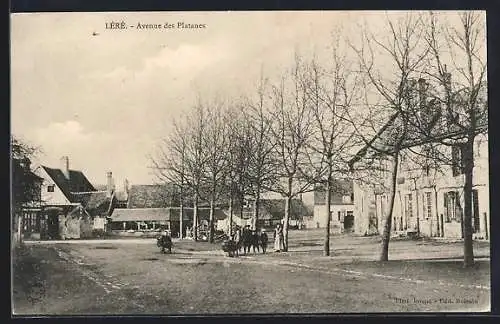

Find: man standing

[260,228,268,254]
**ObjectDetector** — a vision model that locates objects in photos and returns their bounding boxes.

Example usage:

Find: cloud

[141,41,231,78]
[34,120,92,144]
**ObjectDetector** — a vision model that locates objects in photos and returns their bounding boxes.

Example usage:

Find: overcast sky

[10,11,485,189]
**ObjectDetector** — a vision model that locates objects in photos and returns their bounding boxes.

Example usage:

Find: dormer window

[47,185,55,192]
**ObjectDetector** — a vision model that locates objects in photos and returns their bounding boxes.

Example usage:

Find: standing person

[251,229,260,254]
[260,228,268,254]
[274,223,284,252]
[234,226,242,253]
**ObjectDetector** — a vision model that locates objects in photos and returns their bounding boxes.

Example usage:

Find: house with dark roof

[126,184,178,208]
[111,183,223,238]
[30,156,118,239]
[311,179,356,233]
[108,207,225,238]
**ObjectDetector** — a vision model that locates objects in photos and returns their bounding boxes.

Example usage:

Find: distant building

[354,134,489,239]
[109,183,224,238]
[27,156,120,239]
[350,75,489,239]
[311,180,357,233]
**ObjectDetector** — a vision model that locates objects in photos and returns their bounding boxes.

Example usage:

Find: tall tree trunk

[380,153,399,262]
[462,139,475,267]
[179,185,183,239]
[193,193,198,241]
[209,196,215,243]
[228,194,233,237]
[283,177,293,252]
[435,187,439,237]
[253,187,261,230]
[324,163,332,256]
[240,193,244,225]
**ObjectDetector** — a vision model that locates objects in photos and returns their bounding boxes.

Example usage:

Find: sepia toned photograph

[10,10,490,315]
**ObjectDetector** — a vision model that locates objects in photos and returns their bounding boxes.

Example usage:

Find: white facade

[312,204,356,233]
[354,134,489,239]
[33,166,72,205]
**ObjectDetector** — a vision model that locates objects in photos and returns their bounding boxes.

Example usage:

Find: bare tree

[150,117,188,238]
[269,57,316,251]
[304,43,359,256]
[419,11,488,267]
[151,101,208,241]
[201,99,230,243]
[223,102,250,236]
[348,13,431,261]
[242,74,279,229]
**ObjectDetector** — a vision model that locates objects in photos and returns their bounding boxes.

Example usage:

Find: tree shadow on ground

[12,246,48,309]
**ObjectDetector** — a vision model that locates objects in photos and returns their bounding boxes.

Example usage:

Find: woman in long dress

[274,224,284,252]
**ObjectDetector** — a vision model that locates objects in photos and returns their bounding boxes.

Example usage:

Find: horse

[260,230,268,254]
[221,239,239,257]
[157,232,172,254]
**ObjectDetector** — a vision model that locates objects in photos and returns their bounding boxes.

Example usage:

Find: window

[451,145,465,177]
[444,191,462,222]
[47,185,55,192]
[424,192,432,220]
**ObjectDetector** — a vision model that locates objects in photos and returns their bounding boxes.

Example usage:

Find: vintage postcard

[11,10,490,315]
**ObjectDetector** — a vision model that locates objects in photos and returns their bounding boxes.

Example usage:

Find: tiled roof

[72,191,113,217]
[127,184,177,208]
[42,166,96,201]
[94,184,108,191]
[110,208,177,222]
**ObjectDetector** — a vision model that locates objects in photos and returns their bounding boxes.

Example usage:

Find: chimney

[123,179,129,197]
[106,171,114,197]
[60,156,70,179]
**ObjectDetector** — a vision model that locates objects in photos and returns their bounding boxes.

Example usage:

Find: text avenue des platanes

[105,21,207,30]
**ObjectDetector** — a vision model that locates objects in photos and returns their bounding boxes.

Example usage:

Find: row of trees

[150,11,487,267]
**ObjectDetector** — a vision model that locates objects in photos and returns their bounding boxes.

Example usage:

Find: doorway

[344,212,354,232]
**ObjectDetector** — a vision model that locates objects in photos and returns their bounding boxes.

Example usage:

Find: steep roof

[127,184,177,208]
[41,166,96,201]
[94,184,108,191]
[110,208,177,222]
[314,179,354,205]
[72,191,113,217]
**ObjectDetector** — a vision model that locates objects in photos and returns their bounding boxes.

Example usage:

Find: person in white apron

[274,224,284,252]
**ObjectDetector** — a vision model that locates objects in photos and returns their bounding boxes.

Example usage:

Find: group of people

[230,223,285,255]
